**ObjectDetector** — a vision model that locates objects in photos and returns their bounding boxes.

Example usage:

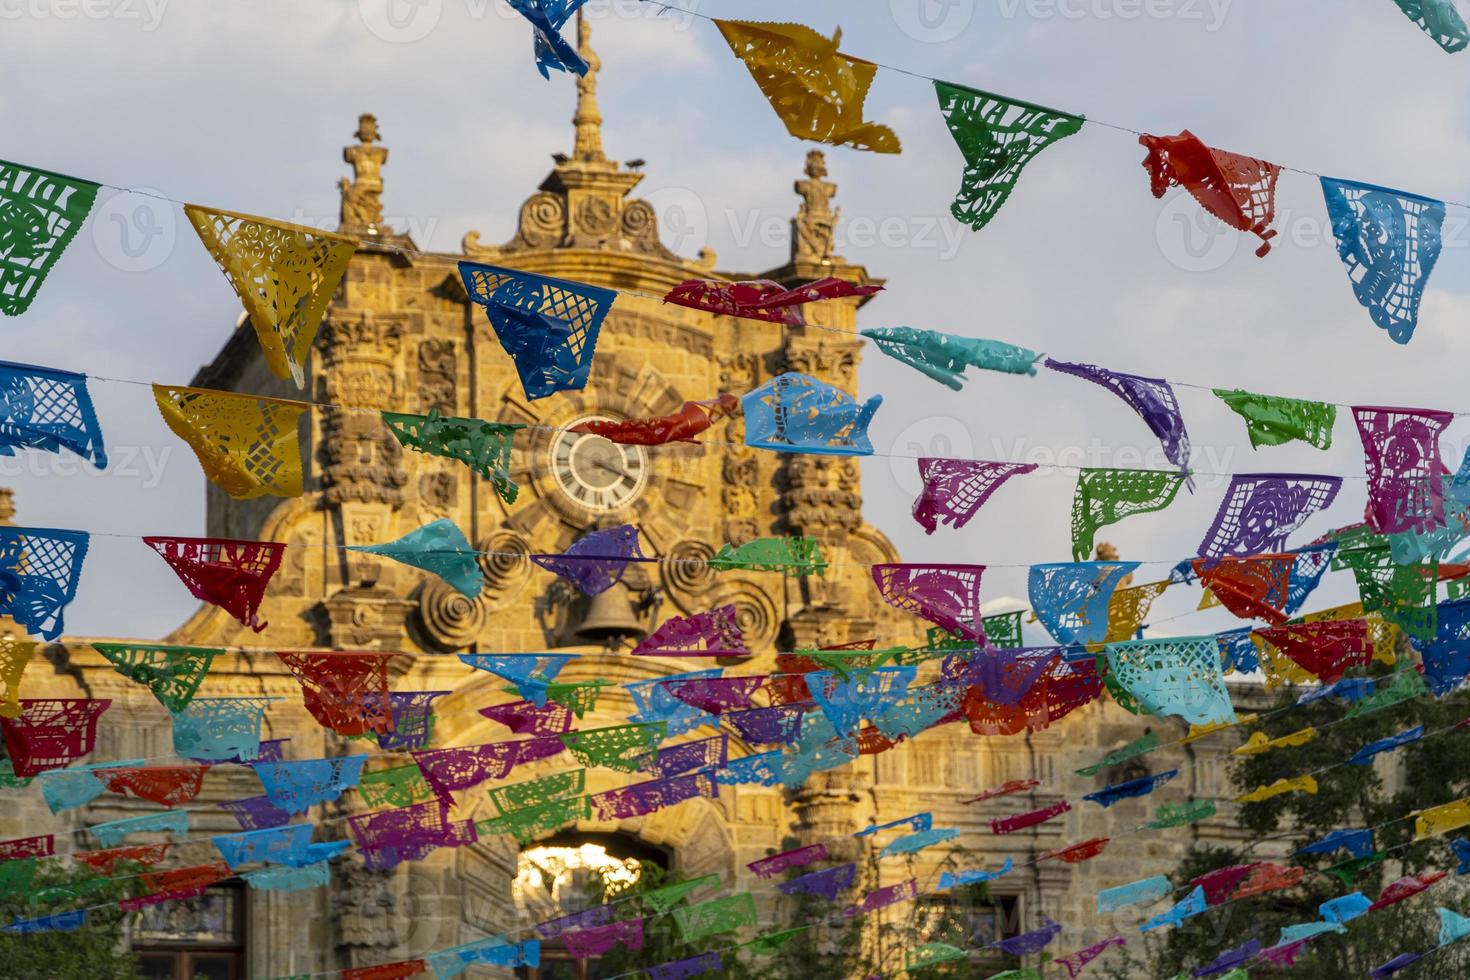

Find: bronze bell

[574,584,646,644]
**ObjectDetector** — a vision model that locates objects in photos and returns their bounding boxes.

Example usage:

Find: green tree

[1142,659,1470,979]
[0,859,144,980]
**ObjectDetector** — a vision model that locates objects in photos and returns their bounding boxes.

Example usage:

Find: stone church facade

[6,20,1275,979]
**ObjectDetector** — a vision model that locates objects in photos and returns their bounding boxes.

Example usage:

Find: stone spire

[572,12,606,164]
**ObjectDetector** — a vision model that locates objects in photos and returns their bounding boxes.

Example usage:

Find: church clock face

[548,418,650,513]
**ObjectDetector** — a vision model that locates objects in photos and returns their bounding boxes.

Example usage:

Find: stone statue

[340,113,389,235]
[792,150,838,263]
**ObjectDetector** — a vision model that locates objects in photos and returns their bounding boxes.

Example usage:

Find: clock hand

[590,458,634,481]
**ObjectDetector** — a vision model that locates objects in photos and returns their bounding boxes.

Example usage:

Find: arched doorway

[513,832,669,980]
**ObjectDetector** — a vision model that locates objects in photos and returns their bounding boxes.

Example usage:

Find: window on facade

[513,833,667,980]
[915,892,1022,970]
[131,884,245,980]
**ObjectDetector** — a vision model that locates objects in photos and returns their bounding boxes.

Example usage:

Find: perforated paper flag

[530,524,644,596]
[171,696,276,762]
[1140,130,1280,256]
[1349,725,1425,765]
[589,771,716,821]
[843,878,918,917]
[1439,907,1470,946]
[911,457,1035,534]
[933,81,1082,230]
[144,536,283,632]
[1234,775,1317,804]
[348,519,481,597]
[1235,727,1317,756]
[994,916,1062,956]
[1084,770,1177,808]
[381,411,521,505]
[1140,885,1206,933]
[1322,177,1444,344]
[562,918,644,959]
[213,823,348,870]
[1028,561,1139,647]
[0,161,99,316]
[1077,731,1157,776]
[1037,837,1109,864]
[709,537,825,576]
[940,858,1012,890]
[1193,548,1333,625]
[425,936,538,978]
[91,808,189,847]
[1057,936,1126,978]
[0,360,105,471]
[647,952,720,980]
[863,328,1039,389]
[460,261,614,400]
[1097,876,1171,913]
[254,755,367,814]
[99,764,209,806]
[186,206,355,388]
[571,394,739,447]
[0,698,109,776]
[1198,473,1342,558]
[991,800,1069,835]
[673,892,757,942]
[2,909,87,934]
[508,0,588,77]
[91,642,219,713]
[1371,871,1447,910]
[154,384,304,499]
[38,758,140,812]
[633,606,748,657]
[341,961,427,980]
[1104,635,1232,725]
[413,740,524,798]
[0,525,87,640]
[1214,389,1335,450]
[872,563,986,641]
[460,652,575,706]
[561,722,666,772]
[277,651,398,737]
[1071,468,1185,562]
[805,666,916,735]
[1415,797,1470,839]
[663,277,880,325]
[626,669,720,735]
[1338,545,1439,642]
[1356,405,1452,534]
[715,20,900,152]
[1046,359,1191,477]
[1300,827,1376,857]
[743,372,880,456]
[965,656,1101,736]
[1389,0,1469,50]
[1255,620,1372,683]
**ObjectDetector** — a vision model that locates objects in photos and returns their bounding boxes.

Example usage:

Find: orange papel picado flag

[153,385,304,499]
[714,20,901,154]
[184,206,356,388]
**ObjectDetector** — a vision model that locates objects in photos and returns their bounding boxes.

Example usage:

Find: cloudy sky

[4,0,1469,639]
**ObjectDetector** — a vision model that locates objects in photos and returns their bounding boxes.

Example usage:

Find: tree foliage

[1145,654,1470,980]
[0,859,143,980]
